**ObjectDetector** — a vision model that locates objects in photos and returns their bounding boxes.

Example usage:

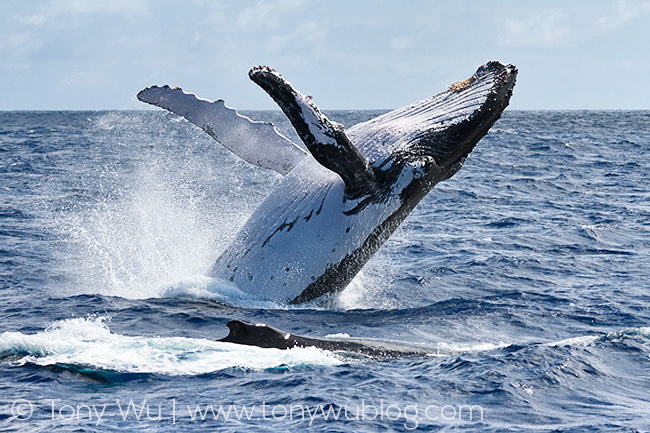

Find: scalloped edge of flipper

[137,85,307,175]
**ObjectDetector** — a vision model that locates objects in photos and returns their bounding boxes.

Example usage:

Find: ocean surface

[0,110,649,432]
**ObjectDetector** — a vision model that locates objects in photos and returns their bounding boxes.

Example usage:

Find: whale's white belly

[211,157,406,302]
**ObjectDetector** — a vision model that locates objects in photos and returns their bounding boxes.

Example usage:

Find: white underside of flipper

[137,85,307,175]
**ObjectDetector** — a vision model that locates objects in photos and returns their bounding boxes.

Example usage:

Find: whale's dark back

[219,320,431,357]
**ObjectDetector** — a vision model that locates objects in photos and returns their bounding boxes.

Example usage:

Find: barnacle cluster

[448,75,477,92]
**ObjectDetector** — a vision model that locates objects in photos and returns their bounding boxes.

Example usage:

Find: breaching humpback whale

[137,61,517,304]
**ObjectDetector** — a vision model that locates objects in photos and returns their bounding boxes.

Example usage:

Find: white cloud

[389,37,410,52]
[238,0,305,30]
[264,20,327,53]
[202,2,232,29]
[0,32,44,56]
[596,0,650,30]
[501,10,573,48]
[12,0,150,27]
[14,13,47,26]
[57,0,150,17]
[499,1,650,49]
[0,32,45,72]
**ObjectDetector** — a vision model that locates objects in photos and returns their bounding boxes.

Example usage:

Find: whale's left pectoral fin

[249,66,376,199]
[137,85,307,175]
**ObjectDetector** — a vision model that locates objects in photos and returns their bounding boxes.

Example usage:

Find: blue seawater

[0,110,649,432]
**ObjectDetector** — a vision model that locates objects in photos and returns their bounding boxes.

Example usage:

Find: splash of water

[47,111,404,309]
[7,316,639,376]
[49,112,265,302]
[0,316,343,374]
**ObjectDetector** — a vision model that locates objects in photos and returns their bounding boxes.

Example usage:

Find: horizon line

[1,108,649,113]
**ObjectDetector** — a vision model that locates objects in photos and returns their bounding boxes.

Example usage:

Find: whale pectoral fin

[137,85,307,175]
[248,66,376,199]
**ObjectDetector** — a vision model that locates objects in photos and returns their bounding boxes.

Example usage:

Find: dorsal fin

[220,320,294,349]
[249,66,376,199]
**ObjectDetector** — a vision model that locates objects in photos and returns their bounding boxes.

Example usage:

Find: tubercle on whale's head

[447,61,516,91]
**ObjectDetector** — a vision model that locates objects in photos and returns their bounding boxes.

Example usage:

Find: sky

[1,0,649,111]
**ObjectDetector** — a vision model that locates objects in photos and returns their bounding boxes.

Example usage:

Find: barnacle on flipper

[449,75,477,92]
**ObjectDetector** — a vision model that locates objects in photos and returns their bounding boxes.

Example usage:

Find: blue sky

[1,0,649,110]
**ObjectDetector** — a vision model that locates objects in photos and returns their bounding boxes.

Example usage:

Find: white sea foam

[547,327,650,347]
[430,341,512,356]
[0,317,342,375]
[0,316,524,375]
[547,335,601,347]
[324,333,351,339]
[155,275,291,309]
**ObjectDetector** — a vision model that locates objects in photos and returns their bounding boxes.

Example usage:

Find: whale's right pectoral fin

[249,66,376,199]
[137,85,308,175]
